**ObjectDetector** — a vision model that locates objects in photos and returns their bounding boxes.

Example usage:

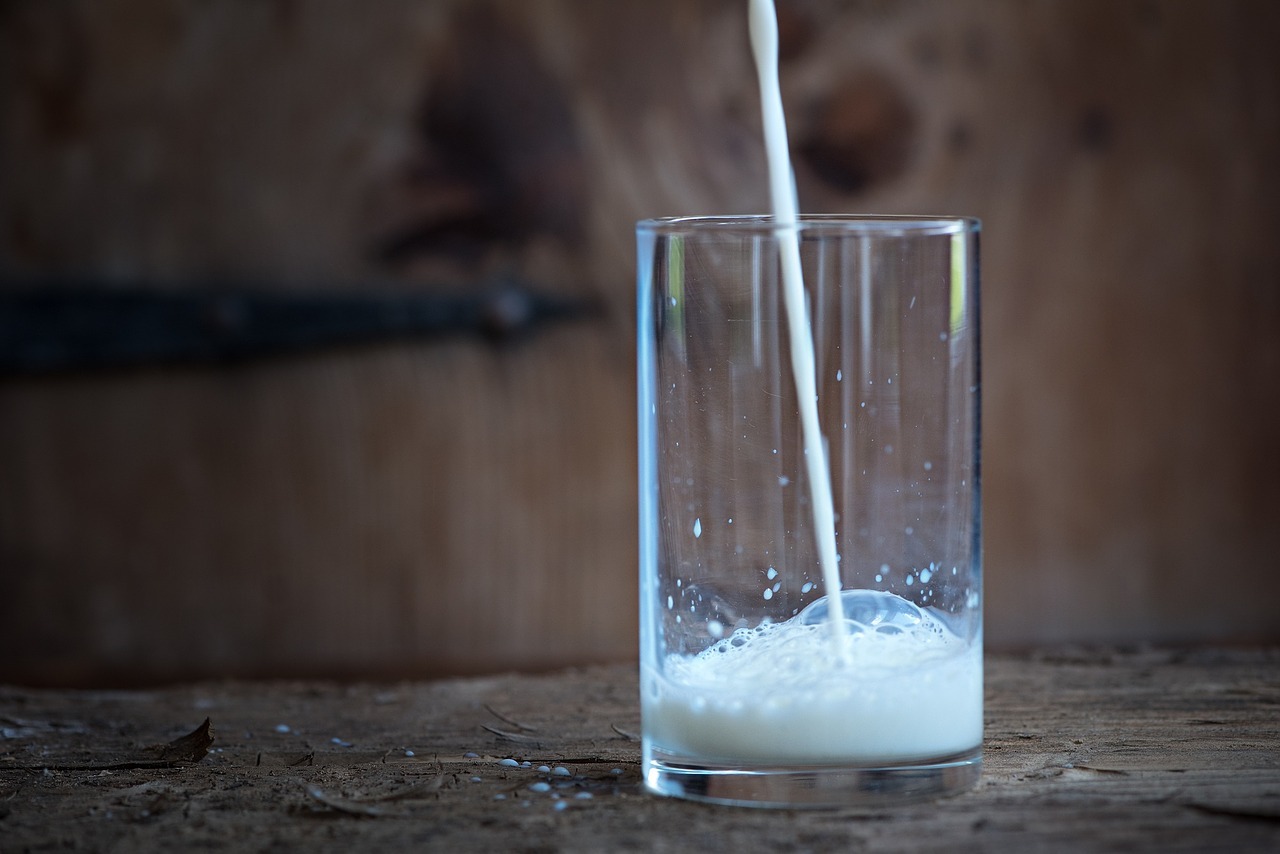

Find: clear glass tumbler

[637,215,982,807]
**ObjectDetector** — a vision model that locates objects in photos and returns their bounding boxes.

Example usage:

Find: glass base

[643,745,982,809]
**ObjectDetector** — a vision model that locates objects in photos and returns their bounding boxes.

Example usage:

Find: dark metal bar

[0,279,598,376]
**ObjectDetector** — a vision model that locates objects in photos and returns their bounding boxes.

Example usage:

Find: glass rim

[637,214,980,237]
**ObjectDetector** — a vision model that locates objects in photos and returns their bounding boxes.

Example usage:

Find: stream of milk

[748,0,847,647]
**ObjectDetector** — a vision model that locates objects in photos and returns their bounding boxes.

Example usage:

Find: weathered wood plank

[2,648,1277,851]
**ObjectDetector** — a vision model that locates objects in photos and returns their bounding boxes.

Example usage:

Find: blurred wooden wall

[1,0,1277,685]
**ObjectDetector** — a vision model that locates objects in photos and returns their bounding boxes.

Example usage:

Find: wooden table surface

[2,647,1277,852]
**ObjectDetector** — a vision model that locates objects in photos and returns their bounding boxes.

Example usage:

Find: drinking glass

[637,215,982,807]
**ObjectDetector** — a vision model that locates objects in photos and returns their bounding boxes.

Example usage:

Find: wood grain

[1,0,1278,683]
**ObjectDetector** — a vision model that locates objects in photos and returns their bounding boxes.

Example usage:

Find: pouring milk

[642,0,982,764]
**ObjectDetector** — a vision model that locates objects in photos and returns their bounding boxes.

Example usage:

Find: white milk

[643,1,981,766]
[644,590,983,763]
[747,0,846,644]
